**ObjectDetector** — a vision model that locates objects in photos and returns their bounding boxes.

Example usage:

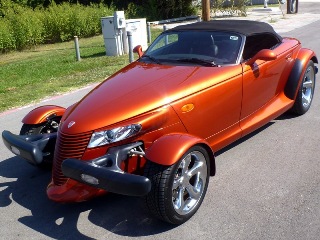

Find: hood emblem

[68,121,76,128]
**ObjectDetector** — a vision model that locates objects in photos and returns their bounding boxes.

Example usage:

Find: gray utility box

[126,18,148,51]
[101,11,148,56]
[101,11,126,56]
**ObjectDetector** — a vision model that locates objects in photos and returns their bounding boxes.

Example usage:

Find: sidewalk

[237,4,320,33]
[154,2,320,34]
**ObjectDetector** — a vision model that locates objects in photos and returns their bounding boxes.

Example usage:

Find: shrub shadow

[81,52,106,59]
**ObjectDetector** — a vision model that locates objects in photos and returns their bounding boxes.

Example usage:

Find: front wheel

[291,60,315,115]
[143,145,210,224]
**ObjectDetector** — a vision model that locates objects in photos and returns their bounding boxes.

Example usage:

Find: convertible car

[2,20,317,224]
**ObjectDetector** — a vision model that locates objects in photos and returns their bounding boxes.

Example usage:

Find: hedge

[0,2,114,52]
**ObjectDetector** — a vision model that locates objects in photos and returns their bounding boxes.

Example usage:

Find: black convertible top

[170,20,282,41]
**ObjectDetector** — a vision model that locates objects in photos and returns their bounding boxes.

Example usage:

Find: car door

[240,34,292,134]
[171,65,243,151]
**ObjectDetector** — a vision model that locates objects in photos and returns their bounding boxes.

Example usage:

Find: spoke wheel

[172,151,207,215]
[292,60,315,115]
[144,145,210,224]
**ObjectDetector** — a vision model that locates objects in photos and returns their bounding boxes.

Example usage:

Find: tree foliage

[1,0,197,20]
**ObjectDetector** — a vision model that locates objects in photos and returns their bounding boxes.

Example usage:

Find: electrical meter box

[114,11,125,29]
[101,11,126,56]
[101,11,148,56]
[126,18,148,51]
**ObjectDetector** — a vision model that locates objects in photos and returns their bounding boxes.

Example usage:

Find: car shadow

[216,121,275,157]
[216,110,300,157]
[275,111,300,120]
[0,156,175,239]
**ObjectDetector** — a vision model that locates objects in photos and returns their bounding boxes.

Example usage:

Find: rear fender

[22,105,66,124]
[284,48,318,100]
[145,133,216,176]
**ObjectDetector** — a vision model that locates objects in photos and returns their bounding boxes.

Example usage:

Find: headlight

[88,124,142,148]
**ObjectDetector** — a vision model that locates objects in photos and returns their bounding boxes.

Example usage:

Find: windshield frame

[142,30,246,66]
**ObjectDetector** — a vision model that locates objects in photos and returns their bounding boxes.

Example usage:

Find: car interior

[242,33,281,61]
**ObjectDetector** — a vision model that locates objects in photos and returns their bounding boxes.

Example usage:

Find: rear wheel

[20,118,60,169]
[143,145,210,224]
[291,60,315,115]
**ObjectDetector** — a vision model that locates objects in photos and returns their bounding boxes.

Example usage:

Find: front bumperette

[61,142,151,197]
[46,142,150,202]
[2,130,56,165]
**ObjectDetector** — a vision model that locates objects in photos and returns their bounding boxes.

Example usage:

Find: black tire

[143,145,210,224]
[20,118,60,169]
[291,60,315,115]
[20,123,48,135]
[287,0,298,14]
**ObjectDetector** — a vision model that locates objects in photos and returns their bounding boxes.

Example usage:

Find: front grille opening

[52,130,92,186]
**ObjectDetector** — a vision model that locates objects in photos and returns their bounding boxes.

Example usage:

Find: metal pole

[147,22,151,43]
[74,36,81,61]
[122,28,128,54]
[127,31,134,63]
[163,24,167,32]
[163,25,168,45]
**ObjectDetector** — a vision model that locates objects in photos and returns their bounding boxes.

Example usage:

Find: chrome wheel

[144,145,210,224]
[302,65,315,108]
[292,60,315,115]
[172,150,207,215]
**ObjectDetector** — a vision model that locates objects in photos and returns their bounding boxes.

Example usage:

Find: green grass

[0,28,163,112]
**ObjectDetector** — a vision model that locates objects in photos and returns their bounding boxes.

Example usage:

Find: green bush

[0,19,15,52]
[0,3,44,51]
[107,0,197,21]
[42,3,114,43]
[0,2,114,52]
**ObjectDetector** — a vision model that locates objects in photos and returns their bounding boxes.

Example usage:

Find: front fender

[145,133,216,176]
[22,105,66,124]
[285,48,318,100]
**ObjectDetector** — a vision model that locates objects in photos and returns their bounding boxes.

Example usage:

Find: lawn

[0,28,162,112]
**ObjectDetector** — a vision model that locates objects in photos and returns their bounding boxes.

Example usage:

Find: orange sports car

[2,20,318,224]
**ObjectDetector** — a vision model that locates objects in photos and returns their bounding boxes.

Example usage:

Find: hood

[60,62,241,134]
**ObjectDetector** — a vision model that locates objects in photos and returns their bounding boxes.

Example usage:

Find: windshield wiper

[141,55,162,64]
[176,58,217,67]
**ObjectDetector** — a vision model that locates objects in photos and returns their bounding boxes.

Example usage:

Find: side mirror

[246,49,277,66]
[133,45,143,58]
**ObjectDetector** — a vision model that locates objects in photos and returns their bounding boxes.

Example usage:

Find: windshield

[142,30,243,66]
